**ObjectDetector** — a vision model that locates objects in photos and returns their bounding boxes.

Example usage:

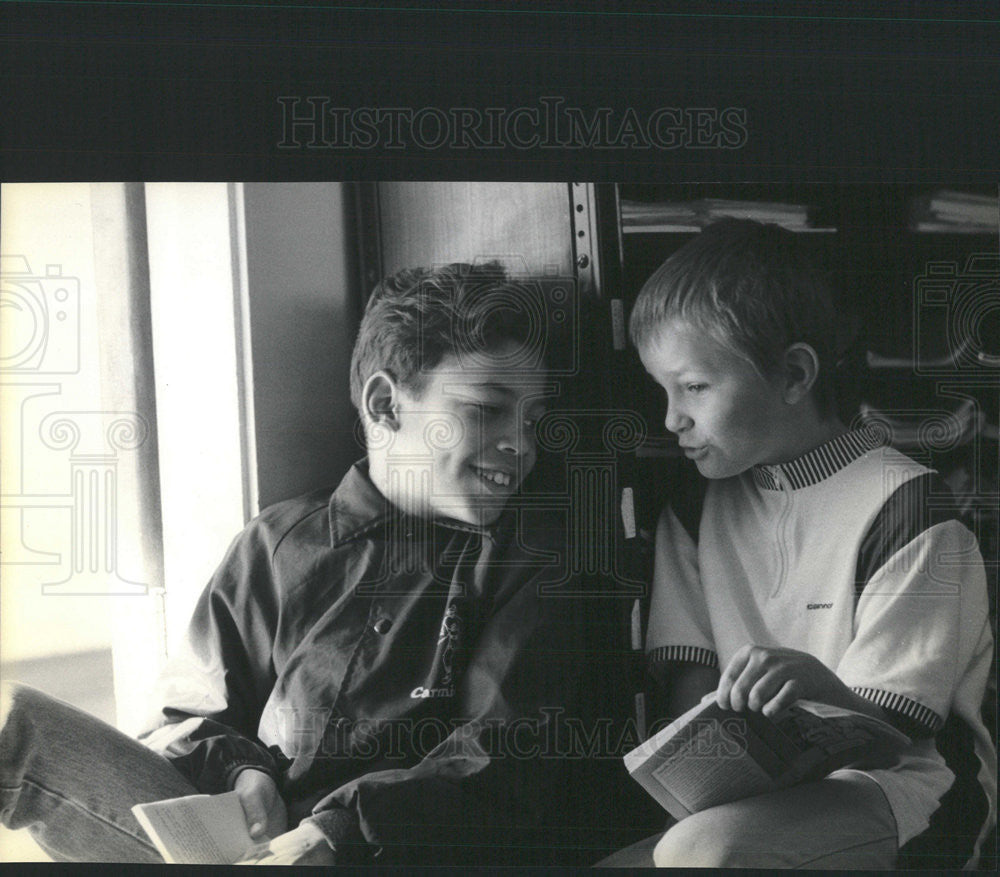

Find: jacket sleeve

[136,520,281,793]
[304,561,585,866]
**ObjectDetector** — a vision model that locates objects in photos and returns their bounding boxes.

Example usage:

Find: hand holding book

[131,792,272,864]
[131,791,336,865]
[238,821,336,865]
[624,693,911,821]
[717,643,892,724]
[233,768,287,842]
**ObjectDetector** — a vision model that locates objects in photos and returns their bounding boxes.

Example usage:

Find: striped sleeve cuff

[851,686,944,737]
[647,645,719,668]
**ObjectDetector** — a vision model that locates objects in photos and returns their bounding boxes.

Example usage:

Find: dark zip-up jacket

[138,461,583,864]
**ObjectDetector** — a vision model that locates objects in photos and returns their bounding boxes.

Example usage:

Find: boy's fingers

[235,770,285,839]
[727,669,755,712]
[235,790,269,838]
[762,679,798,718]
[245,808,268,839]
[727,648,774,711]
[716,644,753,709]
[746,670,785,712]
[236,845,272,865]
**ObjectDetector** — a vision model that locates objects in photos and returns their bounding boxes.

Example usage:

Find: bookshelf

[596,184,998,466]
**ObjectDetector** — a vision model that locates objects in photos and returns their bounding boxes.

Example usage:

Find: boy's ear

[362,370,400,429]
[782,343,820,404]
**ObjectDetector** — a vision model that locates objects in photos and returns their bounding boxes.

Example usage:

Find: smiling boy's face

[639,320,794,479]
[371,341,550,526]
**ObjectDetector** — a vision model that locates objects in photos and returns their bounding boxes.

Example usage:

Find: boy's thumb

[235,787,268,838]
[244,803,269,839]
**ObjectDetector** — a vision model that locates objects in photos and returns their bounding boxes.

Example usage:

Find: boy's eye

[523,406,548,429]
[686,383,708,393]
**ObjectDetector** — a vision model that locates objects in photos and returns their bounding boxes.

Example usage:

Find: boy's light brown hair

[349,261,543,412]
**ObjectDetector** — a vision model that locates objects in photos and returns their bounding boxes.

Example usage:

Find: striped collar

[750,426,886,491]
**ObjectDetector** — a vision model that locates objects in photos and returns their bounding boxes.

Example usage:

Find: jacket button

[373,617,393,635]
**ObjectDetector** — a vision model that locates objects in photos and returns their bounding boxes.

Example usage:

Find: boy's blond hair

[629,219,843,414]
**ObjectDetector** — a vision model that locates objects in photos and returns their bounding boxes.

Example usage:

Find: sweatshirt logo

[806,602,834,610]
[410,602,461,699]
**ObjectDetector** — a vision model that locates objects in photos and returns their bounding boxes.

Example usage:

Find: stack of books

[621,199,824,233]
[700,198,812,230]
[910,190,998,233]
[620,199,700,231]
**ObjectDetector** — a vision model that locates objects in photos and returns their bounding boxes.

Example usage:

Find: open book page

[644,714,780,817]
[624,694,911,820]
[624,692,781,819]
[770,699,912,781]
[623,692,726,772]
[131,791,268,864]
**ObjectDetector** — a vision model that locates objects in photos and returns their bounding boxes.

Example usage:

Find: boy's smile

[638,320,796,479]
[372,343,549,526]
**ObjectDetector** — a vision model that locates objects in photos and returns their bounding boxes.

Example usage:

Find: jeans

[0,682,198,862]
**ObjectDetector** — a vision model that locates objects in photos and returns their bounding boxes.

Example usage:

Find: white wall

[1,183,364,732]
[1,183,116,661]
[144,183,253,660]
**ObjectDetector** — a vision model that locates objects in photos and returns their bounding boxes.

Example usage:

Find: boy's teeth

[476,467,511,487]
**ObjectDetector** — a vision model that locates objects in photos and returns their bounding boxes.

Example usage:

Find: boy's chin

[436,498,508,527]
[692,457,746,480]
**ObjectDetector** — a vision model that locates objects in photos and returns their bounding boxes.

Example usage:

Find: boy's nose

[497,422,535,457]
[497,437,518,455]
[664,403,691,434]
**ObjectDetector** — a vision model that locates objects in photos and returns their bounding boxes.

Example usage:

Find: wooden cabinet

[356,182,577,287]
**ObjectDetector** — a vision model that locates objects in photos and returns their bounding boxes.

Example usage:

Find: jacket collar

[750,425,886,491]
[328,459,506,546]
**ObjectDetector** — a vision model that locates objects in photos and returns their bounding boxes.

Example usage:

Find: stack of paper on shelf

[699,198,812,230]
[911,190,998,233]
[620,198,819,232]
[620,199,700,229]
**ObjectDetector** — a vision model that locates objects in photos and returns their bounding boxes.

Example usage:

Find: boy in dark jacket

[1,262,582,865]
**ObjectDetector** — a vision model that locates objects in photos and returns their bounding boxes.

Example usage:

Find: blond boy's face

[373,343,550,526]
[639,320,792,479]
